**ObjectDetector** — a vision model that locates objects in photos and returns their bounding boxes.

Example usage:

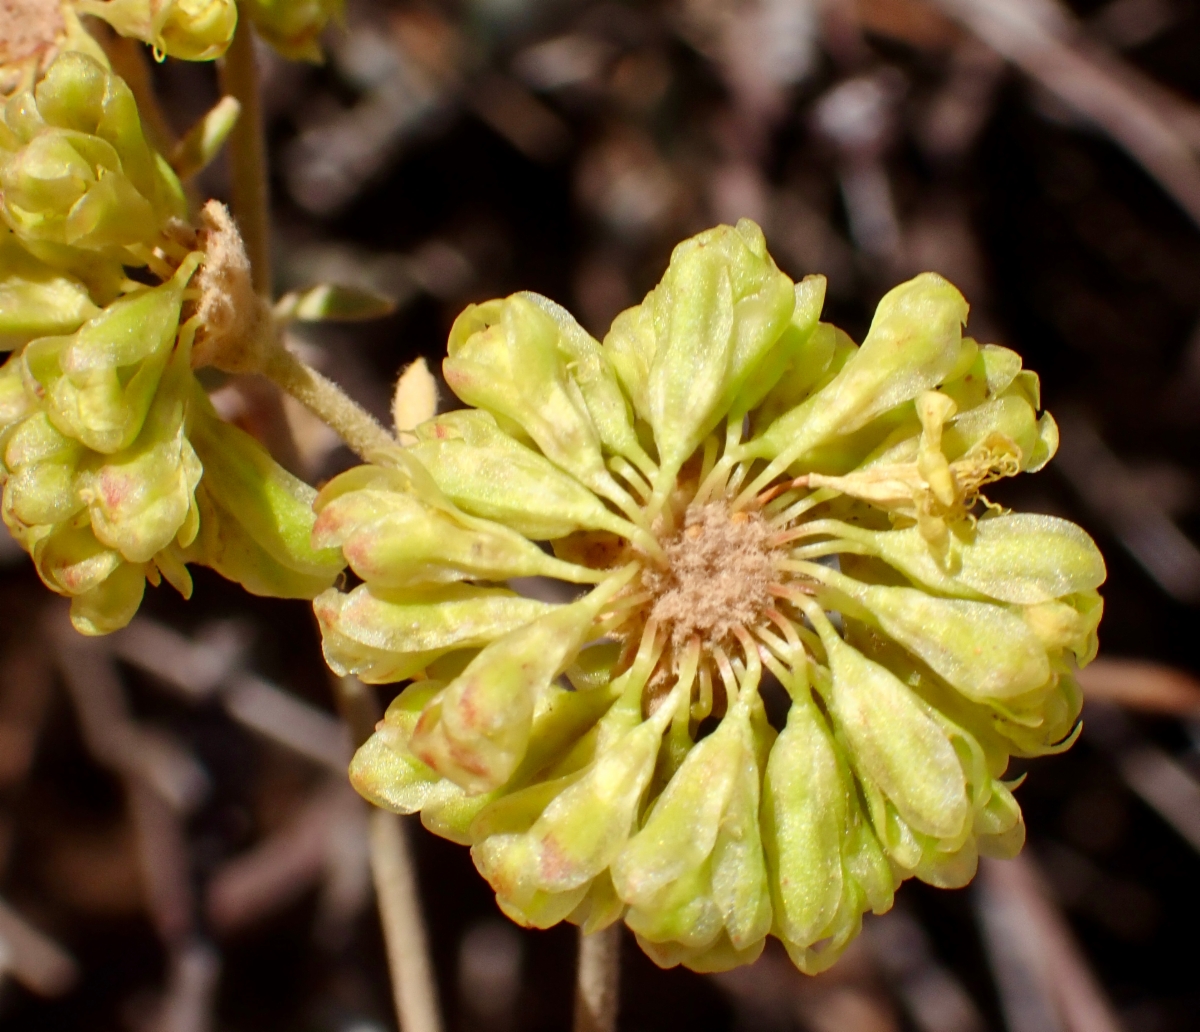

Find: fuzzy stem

[330,675,444,1032]
[574,925,620,1032]
[218,20,271,295]
[263,346,396,461]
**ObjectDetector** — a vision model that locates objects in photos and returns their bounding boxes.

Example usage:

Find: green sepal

[314,583,552,684]
[408,571,633,793]
[184,389,344,594]
[311,463,601,588]
[748,272,969,466]
[410,409,638,541]
[0,229,99,350]
[23,254,199,454]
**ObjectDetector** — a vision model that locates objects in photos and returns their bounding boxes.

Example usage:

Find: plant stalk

[370,810,444,1032]
[573,925,620,1032]
[264,345,396,461]
[218,19,272,295]
[330,675,444,1032]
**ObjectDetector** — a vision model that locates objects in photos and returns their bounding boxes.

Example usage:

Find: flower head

[241,0,342,62]
[0,51,187,290]
[330,220,1105,973]
[0,51,344,632]
[77,0,238,61]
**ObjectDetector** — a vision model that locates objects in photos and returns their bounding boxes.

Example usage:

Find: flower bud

[520,292,653,475]
[750,321,848,433]
[0,353,34,437]
[613,681,773,968]
[350,679,447,814]
[606,219,795,482]
[809,609,971,845]
[409,410,638,541]
[760,688,850,952]
[795,512,1106,606]
[2,409,85,538]
[184,391,345,596]
[1021,591,1103,666]
[727,274,827,422]
[409,569,634,793]
[749,272,969,468]
[470,670,686,927]
[0,227,99,349]
[311,463,603,589]
[314,583,552,684]
[66,552,147,634]
[76,335,202,562]
[444,294,631,509]
[78,0,237,61]
[242,0,342,62]
[1,53,185,257]
[23,252,199,454]
[804,562,1052,703]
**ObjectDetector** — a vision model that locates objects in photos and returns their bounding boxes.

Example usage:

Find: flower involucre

[328,219,1105,974]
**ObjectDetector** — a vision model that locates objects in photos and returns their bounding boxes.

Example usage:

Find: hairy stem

[263,346,396,461]
[573,925,620,1032]
[218,20,271,294]
[330,675,444,1032]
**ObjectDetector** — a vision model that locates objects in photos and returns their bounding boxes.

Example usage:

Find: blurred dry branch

[975,854,1123,1032]
[0,897,77,997]
[1078,658,1200,716]
[926,0,1200,228]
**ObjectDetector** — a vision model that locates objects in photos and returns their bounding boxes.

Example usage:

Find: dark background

[3,0,1200,1030]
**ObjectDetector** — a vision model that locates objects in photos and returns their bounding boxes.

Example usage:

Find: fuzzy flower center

[643,502,780,649]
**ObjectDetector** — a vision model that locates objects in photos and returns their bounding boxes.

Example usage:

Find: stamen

[732,625,763,695]
[766,608,803,655]
[693,661,713,722]
[726,461,752,499]
[762,486,804,519]
[697,434,720,491]
[787,541,865,561]
[609,456,652,501]
[769,487,836,528]
[712,644,739,705]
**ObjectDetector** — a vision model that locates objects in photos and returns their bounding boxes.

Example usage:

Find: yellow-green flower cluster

[0,51,343,632]
[78,0,238,62]
[329,219,1105,974]
[241,0,343,62]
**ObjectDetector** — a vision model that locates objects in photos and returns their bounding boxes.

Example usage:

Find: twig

[108,618,350,773]
[573,925,620,1032]
[370,810,444,1032]
[0,897,77,996]
[158,941,221,1032]
[332,675,444,1032]
[1085,703,1200,856]
[1077,658,1200,716]
[218,19,272,294]
[223,673,351,772]
[975,855,1123,1032]
[926,0,1200,229]
[206,781,361,933]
